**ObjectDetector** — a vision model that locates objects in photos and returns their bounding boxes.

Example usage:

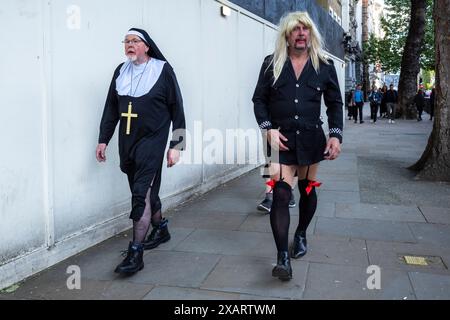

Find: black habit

[98,43,185,221]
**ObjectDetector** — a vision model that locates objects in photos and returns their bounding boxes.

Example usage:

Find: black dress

[98,62,185,221]
[253,55,343,166]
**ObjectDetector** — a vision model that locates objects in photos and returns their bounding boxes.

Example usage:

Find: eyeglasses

[122,39,143,45]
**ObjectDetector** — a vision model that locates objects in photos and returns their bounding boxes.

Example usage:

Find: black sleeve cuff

[259,121,272,130]
[169,139,185,151]
[329,128,343,144]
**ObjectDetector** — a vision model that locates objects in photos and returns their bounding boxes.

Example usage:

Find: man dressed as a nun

[96,28,186,275]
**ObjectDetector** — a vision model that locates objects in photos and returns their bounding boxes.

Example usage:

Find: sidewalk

[2,105,450,300]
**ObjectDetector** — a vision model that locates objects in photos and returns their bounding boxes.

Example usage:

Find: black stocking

[296,179,318,234]
[133,187,152,243]
[151,209,162,227]
[270,181,292,252]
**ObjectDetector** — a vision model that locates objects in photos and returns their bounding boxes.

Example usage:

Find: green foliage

[0,283,20,293]
[422,70,435,89]
[364,0,435,73]
[421,1,435,71]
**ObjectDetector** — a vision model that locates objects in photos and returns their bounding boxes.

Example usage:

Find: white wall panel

[0,0,46,263]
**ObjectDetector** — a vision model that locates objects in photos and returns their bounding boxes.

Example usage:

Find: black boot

[291,230,307,259]
[114,241,144,275]
[272,251,292,281]
[143,218,171,250]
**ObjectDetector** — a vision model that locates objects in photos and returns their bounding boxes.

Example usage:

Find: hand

[96,143,107,162]
[324,137,341,160]
[267,129,289,151]
[167,148,180,168]
[95,143,107,162]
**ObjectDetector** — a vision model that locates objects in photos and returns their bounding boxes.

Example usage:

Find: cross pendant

[121,102,138,135]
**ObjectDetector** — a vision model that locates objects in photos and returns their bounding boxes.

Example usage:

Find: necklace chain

[130,59,150,97]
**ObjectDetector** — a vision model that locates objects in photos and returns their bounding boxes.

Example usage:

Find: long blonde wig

[270,11,329,84]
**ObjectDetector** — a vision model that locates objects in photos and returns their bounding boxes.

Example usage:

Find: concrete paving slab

[317,190,360,204]
[335,203,426,223]
[0,264,70,300]
[174,229,274,258]
[409,272,450,299]
[316,173,359,182]
[51,228,195,282]
[303,262,416,300]
[201,255,308,299]
[169,212,247,231]
[297,235,369,267]
[366,240,450,275]
[419,206,450,224]
[152,227,197,251]
[320,180,360,192]
[174,195,259,215]
[315,217,417,243]
[143,286,241,300]
[358,157,450,207]
[408,223,450,248]
[238,213,316,235]
[125,251,221,288]
[315,201,336,218]
[143,286,285,300]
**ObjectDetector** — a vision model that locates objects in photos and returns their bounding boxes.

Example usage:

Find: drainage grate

[404,255,428,266]
[399,254,447,269]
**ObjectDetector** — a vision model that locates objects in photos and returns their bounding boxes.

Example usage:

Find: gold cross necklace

[121,59,149,135]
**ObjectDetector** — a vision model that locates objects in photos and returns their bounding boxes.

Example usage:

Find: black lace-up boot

[272,251,292,281]
[114,241,144,275]
[143,218,171,250]
[291,230,307,259]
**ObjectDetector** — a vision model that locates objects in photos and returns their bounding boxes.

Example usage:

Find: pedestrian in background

[346,89,355,121]
[385,84,398,124]
[414,88,425,121]
[368,86,382,123]
[353,84,364,124]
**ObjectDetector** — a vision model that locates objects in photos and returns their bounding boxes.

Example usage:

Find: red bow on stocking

[305,181,322,195]
[265,179,277,191]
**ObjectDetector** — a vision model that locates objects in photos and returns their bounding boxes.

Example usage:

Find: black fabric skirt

[275,127,327,166]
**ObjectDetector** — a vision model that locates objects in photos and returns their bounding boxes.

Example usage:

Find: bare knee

[269,164,296,188]
[297,164,319,181]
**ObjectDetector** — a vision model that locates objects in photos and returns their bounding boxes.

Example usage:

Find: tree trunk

[409,0,450,181]
[397,0,426,119]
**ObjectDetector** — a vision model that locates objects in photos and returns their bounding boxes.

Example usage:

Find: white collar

[116,58,166,97]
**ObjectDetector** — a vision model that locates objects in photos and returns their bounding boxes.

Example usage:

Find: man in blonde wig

[253,12,343,281]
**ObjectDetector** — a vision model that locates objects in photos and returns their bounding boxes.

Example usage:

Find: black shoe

[115,241,144,275]
[291,230,307,259]
[143,218,171,250]
[289,192,296,208]
[360,120,365,124]
[257,193,272,213]
[272,251,292,281]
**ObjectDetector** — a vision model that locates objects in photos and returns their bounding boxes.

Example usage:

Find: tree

[365,0,434,73]
[396,0,426,119]
[409,0,450,181]
[364,0,434,116]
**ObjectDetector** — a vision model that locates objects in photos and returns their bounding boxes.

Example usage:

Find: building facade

[342,0,363,99]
